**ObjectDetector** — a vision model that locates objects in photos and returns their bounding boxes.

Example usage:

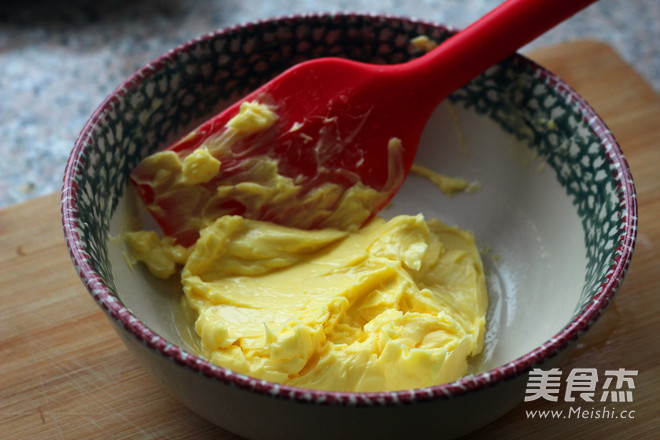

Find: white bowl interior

[107,97,586,375]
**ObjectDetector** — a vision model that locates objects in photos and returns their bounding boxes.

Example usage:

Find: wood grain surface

[1,40,658,439]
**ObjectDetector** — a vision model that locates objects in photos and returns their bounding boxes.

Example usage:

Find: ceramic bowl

[62,13,637,440]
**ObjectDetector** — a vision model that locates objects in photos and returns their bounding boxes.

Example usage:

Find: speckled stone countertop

[1,0,658,207]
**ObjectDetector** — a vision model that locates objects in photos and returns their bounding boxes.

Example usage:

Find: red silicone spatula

[131,0,597,246]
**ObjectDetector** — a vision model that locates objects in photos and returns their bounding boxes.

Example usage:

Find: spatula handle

[397,0,598,102]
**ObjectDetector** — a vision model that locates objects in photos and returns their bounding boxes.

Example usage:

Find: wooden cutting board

[1,40,658,439]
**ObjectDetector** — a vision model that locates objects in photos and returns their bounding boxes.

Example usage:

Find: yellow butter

[124,230,189,279]
[130,101,404,239]
[127,100,488,392]
[411,35,438,52]
[181,147,221,185]
[226,101,278,133]
[128,214,487,392]
[411,164,481,196]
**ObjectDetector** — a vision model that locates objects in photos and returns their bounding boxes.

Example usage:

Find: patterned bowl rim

[61,11,638,407]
